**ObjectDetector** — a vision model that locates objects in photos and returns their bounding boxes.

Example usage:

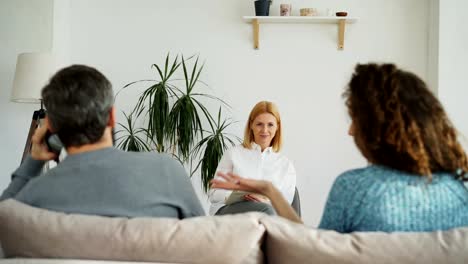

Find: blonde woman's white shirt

[209,144,296,215]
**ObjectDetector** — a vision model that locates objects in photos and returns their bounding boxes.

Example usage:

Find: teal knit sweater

[319,165,468,233]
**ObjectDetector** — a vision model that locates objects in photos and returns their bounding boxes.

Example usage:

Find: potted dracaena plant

[115,54,240,191]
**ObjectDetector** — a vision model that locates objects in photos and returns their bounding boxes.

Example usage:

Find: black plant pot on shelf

[254,0,271,16]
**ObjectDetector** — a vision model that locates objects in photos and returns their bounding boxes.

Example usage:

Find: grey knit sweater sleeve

[0,156,45,201]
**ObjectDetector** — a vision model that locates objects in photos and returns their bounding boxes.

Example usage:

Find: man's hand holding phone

[31,125,59,161]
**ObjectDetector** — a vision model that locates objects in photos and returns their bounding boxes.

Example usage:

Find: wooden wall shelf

[242,16,358,50]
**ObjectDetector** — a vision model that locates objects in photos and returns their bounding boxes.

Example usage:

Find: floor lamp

[10,53,57,164]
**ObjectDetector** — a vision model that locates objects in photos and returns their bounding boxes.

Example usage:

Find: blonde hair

[242,101,282,152]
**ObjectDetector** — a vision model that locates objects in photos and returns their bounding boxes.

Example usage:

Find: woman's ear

[348,121,355,136]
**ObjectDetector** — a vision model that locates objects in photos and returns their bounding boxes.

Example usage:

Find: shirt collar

[251,142,273,153]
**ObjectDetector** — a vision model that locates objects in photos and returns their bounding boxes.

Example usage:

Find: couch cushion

[0,199,265,264]
[260,216,468,264]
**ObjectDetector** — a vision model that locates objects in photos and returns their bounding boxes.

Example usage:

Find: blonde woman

[209,101,296,215]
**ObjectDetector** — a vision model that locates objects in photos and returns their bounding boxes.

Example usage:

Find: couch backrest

[260,216,468,264]
[1,199,467,264]
[0,199,265,264]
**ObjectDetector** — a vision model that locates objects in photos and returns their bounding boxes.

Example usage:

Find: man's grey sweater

[0,147,205,218]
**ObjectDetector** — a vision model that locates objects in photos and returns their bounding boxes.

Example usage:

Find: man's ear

[108,106,116,128]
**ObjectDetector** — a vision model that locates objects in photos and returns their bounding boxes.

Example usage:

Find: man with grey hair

[1,65,205,218]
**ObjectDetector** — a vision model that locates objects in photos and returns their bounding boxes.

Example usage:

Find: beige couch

[0,199,466,264]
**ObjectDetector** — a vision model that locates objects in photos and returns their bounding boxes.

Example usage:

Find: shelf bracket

[338,19,346,50]
[253,18,259,49]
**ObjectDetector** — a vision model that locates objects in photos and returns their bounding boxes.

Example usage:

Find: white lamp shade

[10,52,58,104]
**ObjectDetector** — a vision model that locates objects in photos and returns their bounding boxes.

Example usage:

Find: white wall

[0,0,54,188]
[427,0,439,94]
[52,0,71,66]
[438,0,468,150]
[0,0,433,226]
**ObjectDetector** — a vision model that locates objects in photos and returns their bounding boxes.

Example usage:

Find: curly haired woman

[212,63,468,233]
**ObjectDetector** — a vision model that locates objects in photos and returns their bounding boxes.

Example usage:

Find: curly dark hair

[344,63,467,181]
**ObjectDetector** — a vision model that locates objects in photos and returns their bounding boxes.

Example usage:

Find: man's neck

[66,141,113,155]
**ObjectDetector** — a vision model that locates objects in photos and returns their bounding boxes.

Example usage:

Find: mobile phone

[44,130,63,155]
